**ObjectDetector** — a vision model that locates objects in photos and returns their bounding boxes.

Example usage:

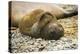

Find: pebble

[10,29,77,53]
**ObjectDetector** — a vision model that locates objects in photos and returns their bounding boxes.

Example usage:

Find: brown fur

[19,9,44,35]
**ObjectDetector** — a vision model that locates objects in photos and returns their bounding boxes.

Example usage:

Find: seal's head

[41,23,64,40]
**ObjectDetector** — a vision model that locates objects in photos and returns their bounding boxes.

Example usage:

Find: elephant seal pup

[31,12,64,40]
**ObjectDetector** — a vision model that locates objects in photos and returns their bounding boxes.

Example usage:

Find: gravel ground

[9,5,78,53]
[9,15,78,53]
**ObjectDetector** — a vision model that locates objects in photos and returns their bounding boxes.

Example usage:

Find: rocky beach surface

[9,15,78,53]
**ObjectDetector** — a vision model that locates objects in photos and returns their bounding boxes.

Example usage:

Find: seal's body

[10,1,77,27]
[9,1,78,40]
[19,9,44,35]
